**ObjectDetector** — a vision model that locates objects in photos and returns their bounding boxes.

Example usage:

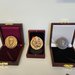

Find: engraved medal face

[30,36,43,50]
[5,36,18,49]
[55,37,69,49]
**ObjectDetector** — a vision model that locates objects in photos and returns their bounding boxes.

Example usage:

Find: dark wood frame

[26,30,45,58]
[50,23,75,67]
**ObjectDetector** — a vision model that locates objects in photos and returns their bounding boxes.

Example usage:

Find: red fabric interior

[0,25,23,62]
[1,26,21,44]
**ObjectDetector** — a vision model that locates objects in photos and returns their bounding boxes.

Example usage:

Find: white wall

[0,0,75,75]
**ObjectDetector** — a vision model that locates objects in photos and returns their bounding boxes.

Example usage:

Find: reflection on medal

[30,36,43,50]
[55,37,69,49]
[5,36,18,49]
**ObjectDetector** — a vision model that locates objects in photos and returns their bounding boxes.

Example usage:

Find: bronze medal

[30,36,43,50]
[5,36,18,49]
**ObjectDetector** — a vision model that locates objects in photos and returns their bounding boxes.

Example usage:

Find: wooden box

[50,23,75,67]
[0,23,24,65]
[27,30,45,58]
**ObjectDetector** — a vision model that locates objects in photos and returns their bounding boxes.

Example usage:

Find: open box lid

[0,24,24,45]
[50,23,75,48]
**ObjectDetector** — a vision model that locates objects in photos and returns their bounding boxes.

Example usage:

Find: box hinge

[64,64,73,69]
[0,62,8,66]
[5,23,13,25]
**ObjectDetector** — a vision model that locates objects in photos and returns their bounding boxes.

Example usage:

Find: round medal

[55,37,69,49]
[30,36,43,50]
[5,36,18,49]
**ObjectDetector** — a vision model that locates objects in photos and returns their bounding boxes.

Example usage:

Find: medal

[5,36,18,49]
[55,37,69,49]
[30,36,43,50]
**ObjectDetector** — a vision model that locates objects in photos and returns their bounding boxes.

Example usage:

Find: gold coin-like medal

[30,36,43,50]
[5,36,18,49]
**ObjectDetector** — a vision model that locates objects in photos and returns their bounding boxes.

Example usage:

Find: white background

[0,0,75,75]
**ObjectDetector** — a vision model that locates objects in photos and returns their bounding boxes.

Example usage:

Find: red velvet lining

[0,25,23,62]
[1,26,21,44]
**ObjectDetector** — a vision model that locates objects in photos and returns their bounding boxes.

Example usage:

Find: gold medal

[30,36,43,50]
[5,36,18,49]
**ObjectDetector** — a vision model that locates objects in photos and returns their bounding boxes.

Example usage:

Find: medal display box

[50,23,75,67]
[0,23,24,65]
[26,30,45,58]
